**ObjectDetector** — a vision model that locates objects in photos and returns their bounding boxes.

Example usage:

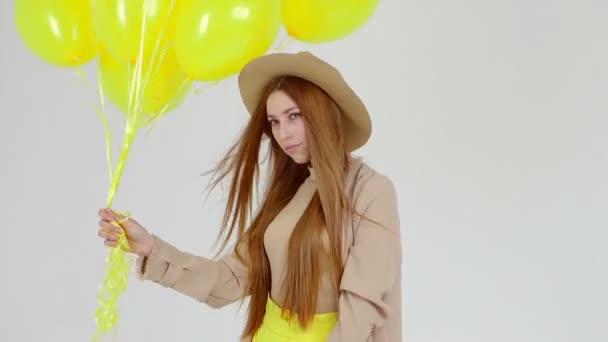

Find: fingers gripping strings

[111,212,132,250]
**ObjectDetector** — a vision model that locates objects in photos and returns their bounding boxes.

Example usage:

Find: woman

[97,51,402,342]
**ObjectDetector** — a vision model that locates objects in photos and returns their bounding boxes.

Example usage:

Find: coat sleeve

[136,235,249,309]
[326,174,402,341]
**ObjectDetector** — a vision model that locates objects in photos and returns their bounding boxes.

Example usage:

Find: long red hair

[207,76,353,338]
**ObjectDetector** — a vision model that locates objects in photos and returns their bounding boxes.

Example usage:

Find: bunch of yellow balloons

[15,0,379,340]
[16,0,380,106]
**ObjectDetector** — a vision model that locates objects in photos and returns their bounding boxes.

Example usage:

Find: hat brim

[238,52,371,152]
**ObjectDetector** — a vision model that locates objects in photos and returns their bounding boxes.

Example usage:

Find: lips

[284,143,300,153]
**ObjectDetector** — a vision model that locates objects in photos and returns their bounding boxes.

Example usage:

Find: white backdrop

[1,1,606,341]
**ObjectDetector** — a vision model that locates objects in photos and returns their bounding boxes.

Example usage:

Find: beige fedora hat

[237,51,372,152]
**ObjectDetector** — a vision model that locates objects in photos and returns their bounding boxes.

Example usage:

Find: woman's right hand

[97,208,155,257]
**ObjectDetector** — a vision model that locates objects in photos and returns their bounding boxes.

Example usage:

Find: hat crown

[295,51,339,75]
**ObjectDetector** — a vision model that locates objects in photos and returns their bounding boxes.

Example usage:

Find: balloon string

[270,35,296,52]
[91,6,181,337]
[127,0,177,129]
[92,211,133,342]
[90,3,183,338]
[93,51,139,341]
[76,67,114,181]
[92,123,136,342]
[96,67,114,182]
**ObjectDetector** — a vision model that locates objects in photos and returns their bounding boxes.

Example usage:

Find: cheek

[296,120,309,144]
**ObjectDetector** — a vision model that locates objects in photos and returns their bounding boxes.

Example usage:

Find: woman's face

[266,90,310,164]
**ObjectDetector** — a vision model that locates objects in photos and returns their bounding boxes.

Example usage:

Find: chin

[290,155,311,164]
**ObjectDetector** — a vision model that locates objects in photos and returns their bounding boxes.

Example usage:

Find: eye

[289,112,301,120]
[268,119,278,126]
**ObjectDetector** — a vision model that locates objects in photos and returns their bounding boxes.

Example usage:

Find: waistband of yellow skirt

[261,295,338,337]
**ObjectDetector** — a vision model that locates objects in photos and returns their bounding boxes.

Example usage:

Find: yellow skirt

[252,296,338,342]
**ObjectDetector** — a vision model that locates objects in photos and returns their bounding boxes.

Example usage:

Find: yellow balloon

[281,0,380,43]
[174,0,281,81]
[99,46,192,119]
[94,0,180,65]
[14,0,97,67]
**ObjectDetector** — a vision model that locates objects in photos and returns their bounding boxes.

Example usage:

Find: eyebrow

[267,106,299,119]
